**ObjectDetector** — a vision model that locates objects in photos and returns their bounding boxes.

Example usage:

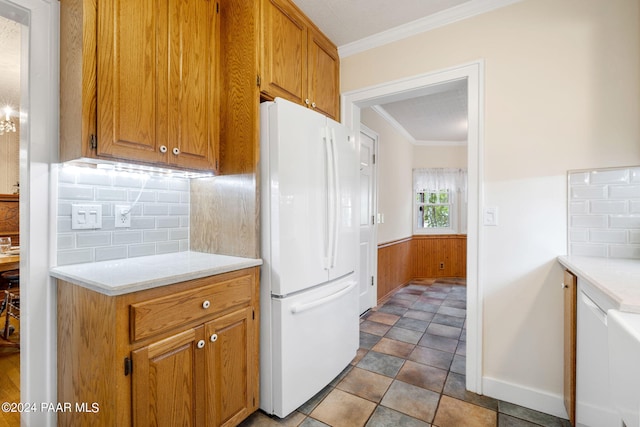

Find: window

[417,189,452,229]
[413,168,467,234]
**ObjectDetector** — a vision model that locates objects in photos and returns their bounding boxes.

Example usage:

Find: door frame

[0,0,59,425]
[358,124,378,313]
[342,60,484,394]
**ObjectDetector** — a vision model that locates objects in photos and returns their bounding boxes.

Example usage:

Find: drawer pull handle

[197,340,205,349]
[210,334,218,343]
[202,300,211,309]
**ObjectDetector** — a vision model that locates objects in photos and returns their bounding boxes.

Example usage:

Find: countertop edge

[50,253,263,296]
[557,255,640,314]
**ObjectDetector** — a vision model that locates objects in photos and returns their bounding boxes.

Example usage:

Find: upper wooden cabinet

[260,0,340,120]
[60,0,220,172]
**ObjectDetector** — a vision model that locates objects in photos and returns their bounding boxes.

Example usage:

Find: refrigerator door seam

[290,280,357,314]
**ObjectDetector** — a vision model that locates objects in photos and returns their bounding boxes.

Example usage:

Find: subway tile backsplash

[56,165,190,266]
[568,166,640,259]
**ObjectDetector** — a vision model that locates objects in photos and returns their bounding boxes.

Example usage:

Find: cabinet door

[307,29,340,120]
[97,0,165,164]
[132,327,206,427]
[205,307,257,427]
[260,0,307,105]
[563,270,577,426]
[166,0,219,171]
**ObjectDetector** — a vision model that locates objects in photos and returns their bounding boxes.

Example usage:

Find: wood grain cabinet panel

[57,267,259,427]
[132,327,206,427]
[563,269,577,426]
[206,307,256,427]
[260,0,340,120]
[61,0,220,172]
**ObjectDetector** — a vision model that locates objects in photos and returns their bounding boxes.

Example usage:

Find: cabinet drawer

[130,274,253,342]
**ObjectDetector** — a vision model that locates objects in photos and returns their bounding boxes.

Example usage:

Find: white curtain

[413,168,467,197]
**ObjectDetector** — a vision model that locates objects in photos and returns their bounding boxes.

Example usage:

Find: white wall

[413,144,467,169]
[343,0,640,417]
[361,107,413,244]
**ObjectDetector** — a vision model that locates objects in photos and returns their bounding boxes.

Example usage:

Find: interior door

[327,117,358,281]
[266,98,329,295]
[358,127,377,313]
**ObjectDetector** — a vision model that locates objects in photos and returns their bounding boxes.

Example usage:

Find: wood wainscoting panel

[412,235,467,279]
[377,238,413,302]
[0,194,19,246]
[377,235,467,304]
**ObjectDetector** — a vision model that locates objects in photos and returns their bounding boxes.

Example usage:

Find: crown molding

[338,0,523,58]
[370,105,416,144]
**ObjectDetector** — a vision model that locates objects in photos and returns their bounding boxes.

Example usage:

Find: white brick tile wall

[609,245,640,259]
[56,166,190,266]
[590,200,627,214]
[590,169,629,184]
[571,185,608,199]
[568,166,640,259]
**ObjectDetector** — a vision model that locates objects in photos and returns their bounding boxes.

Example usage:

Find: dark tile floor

[240,279,571,427]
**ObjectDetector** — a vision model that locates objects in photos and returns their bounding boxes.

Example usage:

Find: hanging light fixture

[0,106,16,135]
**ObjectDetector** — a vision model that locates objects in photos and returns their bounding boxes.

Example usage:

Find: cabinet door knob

[172,147,180,155]
[159,145,168,153]
[197,340,205,349]
[210,334,218,343]
[304,99,310,105]
[561,283,568,289]
[202,300,211,309]
[311,102,316,108]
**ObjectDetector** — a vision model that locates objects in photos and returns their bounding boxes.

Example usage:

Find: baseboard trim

[482,376,569,420]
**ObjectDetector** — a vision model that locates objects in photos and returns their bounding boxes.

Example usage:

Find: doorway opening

[342,60,484,394]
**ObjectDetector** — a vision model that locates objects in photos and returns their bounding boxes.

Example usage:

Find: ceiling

[291,0,471,48]
[291,0,520,145]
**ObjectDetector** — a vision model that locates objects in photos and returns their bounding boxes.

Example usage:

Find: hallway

[241,279,570,426]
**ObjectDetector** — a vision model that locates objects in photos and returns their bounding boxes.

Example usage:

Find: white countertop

[558,255,640,314]
[50,251,262,296]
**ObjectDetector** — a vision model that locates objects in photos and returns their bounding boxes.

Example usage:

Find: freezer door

[268,277,359,418]
[266,99,330,295]
[327,118,358,280]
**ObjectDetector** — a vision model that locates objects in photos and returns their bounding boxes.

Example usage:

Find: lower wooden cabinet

[57,267,259,427]
[563,269,577,426]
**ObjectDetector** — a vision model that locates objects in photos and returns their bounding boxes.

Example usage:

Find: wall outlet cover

[115,205,132,228]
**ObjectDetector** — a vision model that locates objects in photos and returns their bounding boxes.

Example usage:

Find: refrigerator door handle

[323,127,333,270]
[290,281,357,314]
[329,127,340,269]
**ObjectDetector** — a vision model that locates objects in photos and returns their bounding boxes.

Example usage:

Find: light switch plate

[71,204,103,229]
[483,207,499,226]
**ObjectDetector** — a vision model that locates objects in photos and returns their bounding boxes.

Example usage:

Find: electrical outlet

[115,205,132,228]
[439,262,445,270]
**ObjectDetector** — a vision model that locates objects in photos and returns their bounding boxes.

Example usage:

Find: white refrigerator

[259,97,359,418]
